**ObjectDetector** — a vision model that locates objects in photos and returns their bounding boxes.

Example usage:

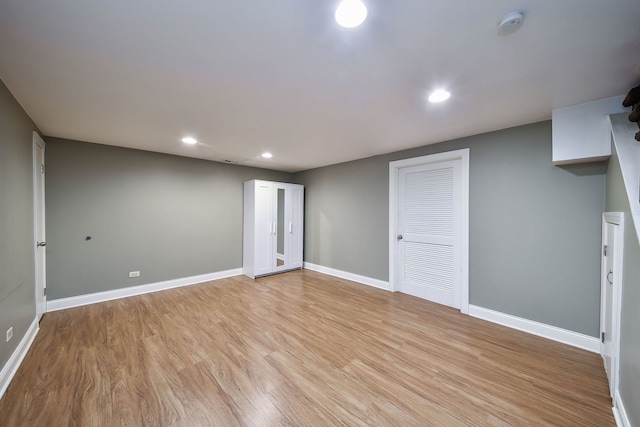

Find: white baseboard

[303,262,389,291]
[613,390,632,427]
[301,267,600,354]
[47,268,242,312]
[468,305,600,353]
[0,317,39,400]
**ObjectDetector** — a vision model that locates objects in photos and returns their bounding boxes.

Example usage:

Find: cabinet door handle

[289,222,292,233]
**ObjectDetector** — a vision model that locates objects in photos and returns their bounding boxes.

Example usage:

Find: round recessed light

[261,152,273,159]
[335,0,367,28]
[428,89,451,103]
[181,137,198,145]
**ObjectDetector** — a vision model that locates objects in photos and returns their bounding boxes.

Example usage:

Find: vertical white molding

[601,213,625,411]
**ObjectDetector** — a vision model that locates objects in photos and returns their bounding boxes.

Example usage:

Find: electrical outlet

[6,327,13,343]
[129,271,140,278]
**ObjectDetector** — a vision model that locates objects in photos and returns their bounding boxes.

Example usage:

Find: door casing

[32,132,46,319]
[600,212,624,400]
[389,149,470,314]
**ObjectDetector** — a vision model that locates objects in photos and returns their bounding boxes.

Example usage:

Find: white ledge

[609,113,640,243]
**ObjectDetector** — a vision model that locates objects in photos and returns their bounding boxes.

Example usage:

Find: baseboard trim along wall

[302,265,600,353]
[468,305,600,353]
[303,262,390,291]
[47,268,243,312]
[0,318,39,400]
[613,390,631,427]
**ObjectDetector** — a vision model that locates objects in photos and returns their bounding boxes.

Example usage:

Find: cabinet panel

[289,186,304,268]
[254,182,274,277]
[552,95,625,165]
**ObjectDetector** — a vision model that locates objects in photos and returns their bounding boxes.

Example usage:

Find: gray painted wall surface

[294,121,606,336]
[605,142,640,425]
[0,80,38,371]
[45,138,291,300]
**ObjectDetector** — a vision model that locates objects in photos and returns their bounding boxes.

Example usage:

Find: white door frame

[600,212,624,400]
[389,148,470,314]
[32,132,46,319]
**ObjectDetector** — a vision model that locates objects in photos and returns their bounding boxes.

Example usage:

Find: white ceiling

[1,1,639,172]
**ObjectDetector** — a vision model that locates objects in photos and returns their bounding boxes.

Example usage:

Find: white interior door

[601,212,624,399]
[33,132,46,319]
[602,222,615,383]
[397,159,461,308]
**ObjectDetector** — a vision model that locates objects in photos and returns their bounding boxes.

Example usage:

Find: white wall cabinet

[552,95,626,165]
[243,180,304,278]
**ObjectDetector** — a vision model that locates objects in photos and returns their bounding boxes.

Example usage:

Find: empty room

[1,1,639,426]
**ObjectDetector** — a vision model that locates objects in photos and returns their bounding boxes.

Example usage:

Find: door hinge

[40,164,45,174]
[603,245,608,256]
[43,287,46,296]
[601,332,605,343]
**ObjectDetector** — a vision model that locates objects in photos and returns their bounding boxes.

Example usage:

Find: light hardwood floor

[0,270,614,426]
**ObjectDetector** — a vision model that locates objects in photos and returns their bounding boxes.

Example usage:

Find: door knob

[397,235,403,240]
[37,241,46,247]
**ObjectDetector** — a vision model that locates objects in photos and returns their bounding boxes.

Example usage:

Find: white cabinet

[552,95,626,165]
[243,180,304,278]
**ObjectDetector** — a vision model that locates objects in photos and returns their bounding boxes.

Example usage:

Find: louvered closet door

[397,160,461,308]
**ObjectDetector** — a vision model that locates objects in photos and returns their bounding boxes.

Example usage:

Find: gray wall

[45,138,292,300]
[605,142,640,425]
[294,121,606,337]
[0,80,39,372]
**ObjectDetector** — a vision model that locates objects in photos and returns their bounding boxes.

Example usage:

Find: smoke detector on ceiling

[497,11,524,36]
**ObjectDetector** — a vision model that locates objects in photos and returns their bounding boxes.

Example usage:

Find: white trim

[32,132,46,321]
[389,148,470,314]
[601,212,625,401]
[609,114,640,244]
[47,268,242,312]
[303,262,389,290]
[0,318,39,400]
[468,305,600,353]
[613,390,631,427]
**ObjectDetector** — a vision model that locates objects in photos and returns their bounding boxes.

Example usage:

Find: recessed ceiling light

[427,89,451,103]
[181,137,198,145]
[335,0,368,28]
[261,152,273,159]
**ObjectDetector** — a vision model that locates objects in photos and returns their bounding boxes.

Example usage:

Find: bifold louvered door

[397,160,461,308]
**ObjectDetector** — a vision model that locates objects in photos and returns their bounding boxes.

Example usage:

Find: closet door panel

[289,185,304,268]
[254,182,274,277]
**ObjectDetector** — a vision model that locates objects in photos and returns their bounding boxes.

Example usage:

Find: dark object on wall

[622,85,640,141]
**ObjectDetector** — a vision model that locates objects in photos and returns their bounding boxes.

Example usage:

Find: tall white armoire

[243,180,304,278]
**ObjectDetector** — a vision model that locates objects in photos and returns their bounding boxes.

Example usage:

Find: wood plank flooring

[0,270,614,426]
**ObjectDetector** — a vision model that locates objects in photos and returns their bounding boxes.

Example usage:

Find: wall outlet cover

[6,327,13,342]
[129,271,140,278]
